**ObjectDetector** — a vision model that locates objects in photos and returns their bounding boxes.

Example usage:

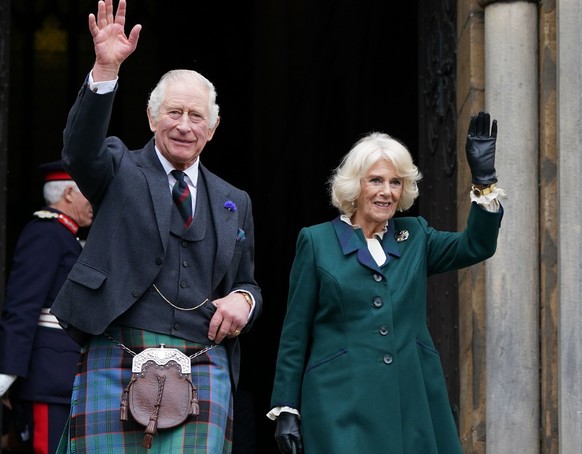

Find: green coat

[271,203,502,453]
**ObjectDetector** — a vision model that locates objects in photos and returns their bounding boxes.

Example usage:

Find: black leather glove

[274,412,304,454]
[465,111,498,185]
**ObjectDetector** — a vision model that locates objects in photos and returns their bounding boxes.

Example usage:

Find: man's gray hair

[43,180,79,205]
[147,69,220,128]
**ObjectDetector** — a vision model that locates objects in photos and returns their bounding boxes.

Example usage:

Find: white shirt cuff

[88,71,118,94]
[0,374,17,396]
[267,406,300,421]
[231,290,256,320]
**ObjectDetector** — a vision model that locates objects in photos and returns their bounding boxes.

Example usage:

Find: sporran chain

[103,332,217,360]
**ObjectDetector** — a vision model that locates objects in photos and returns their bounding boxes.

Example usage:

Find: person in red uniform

[0,161,93,454]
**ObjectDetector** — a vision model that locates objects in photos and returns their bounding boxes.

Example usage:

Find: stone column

[456,2,487,450]
[557,1,582,452]
[483,1,539,453]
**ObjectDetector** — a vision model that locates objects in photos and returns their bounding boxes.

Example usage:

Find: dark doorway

[2,1,452,453]
[417,0,459,426]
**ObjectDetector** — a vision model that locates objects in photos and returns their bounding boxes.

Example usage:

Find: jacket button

[383,354,393,364]
[373,297,383,308]
[155,257,163,265]
[132,290,141,298]
[373,273,383,282]
[379,326,389,336]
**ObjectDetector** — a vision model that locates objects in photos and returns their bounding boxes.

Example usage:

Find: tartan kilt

[56,326,233,454]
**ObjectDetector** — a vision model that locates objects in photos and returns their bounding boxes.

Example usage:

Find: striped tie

[171,170,192,228]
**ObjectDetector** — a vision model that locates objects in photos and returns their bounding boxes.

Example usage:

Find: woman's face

[351,159,403,236]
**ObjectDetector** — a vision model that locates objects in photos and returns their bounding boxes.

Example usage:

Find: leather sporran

[120,345,198,449]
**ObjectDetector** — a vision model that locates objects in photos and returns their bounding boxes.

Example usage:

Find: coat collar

[332,216,401,273]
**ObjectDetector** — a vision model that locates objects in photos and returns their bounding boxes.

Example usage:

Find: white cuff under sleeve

[470,186,506,213]
[267,406,300,421]
[88,71,118,94]
[0,374,17,396]
[230,291,256,321]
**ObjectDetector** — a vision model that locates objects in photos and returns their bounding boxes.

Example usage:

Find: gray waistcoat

[115,176,218,344]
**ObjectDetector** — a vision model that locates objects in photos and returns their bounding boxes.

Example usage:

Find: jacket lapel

[332,216,401,274]
[332,217,380,273]
[136,139,173,252]
[135,149,239,283]
[381,219,401,263]
[201,166,238,286]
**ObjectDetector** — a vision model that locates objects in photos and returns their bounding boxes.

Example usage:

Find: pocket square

[236,228,246,242]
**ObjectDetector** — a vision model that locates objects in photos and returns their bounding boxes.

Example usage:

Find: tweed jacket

[50,82,262,385]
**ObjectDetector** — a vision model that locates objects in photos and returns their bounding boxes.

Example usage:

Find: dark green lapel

[332,216,401,274]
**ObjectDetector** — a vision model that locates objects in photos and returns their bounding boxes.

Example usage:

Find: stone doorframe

[456,1,573,453]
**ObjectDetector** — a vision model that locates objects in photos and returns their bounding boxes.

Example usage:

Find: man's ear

[63,185,75,202]
[147,108,157,132]
[207,117,221,141]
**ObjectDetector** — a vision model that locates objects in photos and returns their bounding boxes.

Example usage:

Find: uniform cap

[38,161,72,182]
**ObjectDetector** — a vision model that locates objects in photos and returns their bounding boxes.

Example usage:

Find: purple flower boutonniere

[224,201,237,212]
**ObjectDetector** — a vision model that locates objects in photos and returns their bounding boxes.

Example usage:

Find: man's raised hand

[89,0,141,81]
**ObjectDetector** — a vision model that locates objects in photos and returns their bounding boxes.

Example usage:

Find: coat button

[383,354,393,364]
[132,290,141,298]
[379,326,389,336]
[180,281,187,288]
[155,257,163,265]
[373,297,383,308]
[373,274,383,282]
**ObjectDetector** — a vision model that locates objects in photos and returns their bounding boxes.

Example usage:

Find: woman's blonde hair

[329,132,422,217]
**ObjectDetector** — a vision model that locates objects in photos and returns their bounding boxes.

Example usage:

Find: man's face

[147,80,219,170]
[69,187,93,228]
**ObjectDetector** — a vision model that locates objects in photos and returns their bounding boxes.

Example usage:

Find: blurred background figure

[0,161,93,454]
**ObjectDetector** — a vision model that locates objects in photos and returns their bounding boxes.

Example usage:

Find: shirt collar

[340,214,388,240]
[155,146,200,188]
